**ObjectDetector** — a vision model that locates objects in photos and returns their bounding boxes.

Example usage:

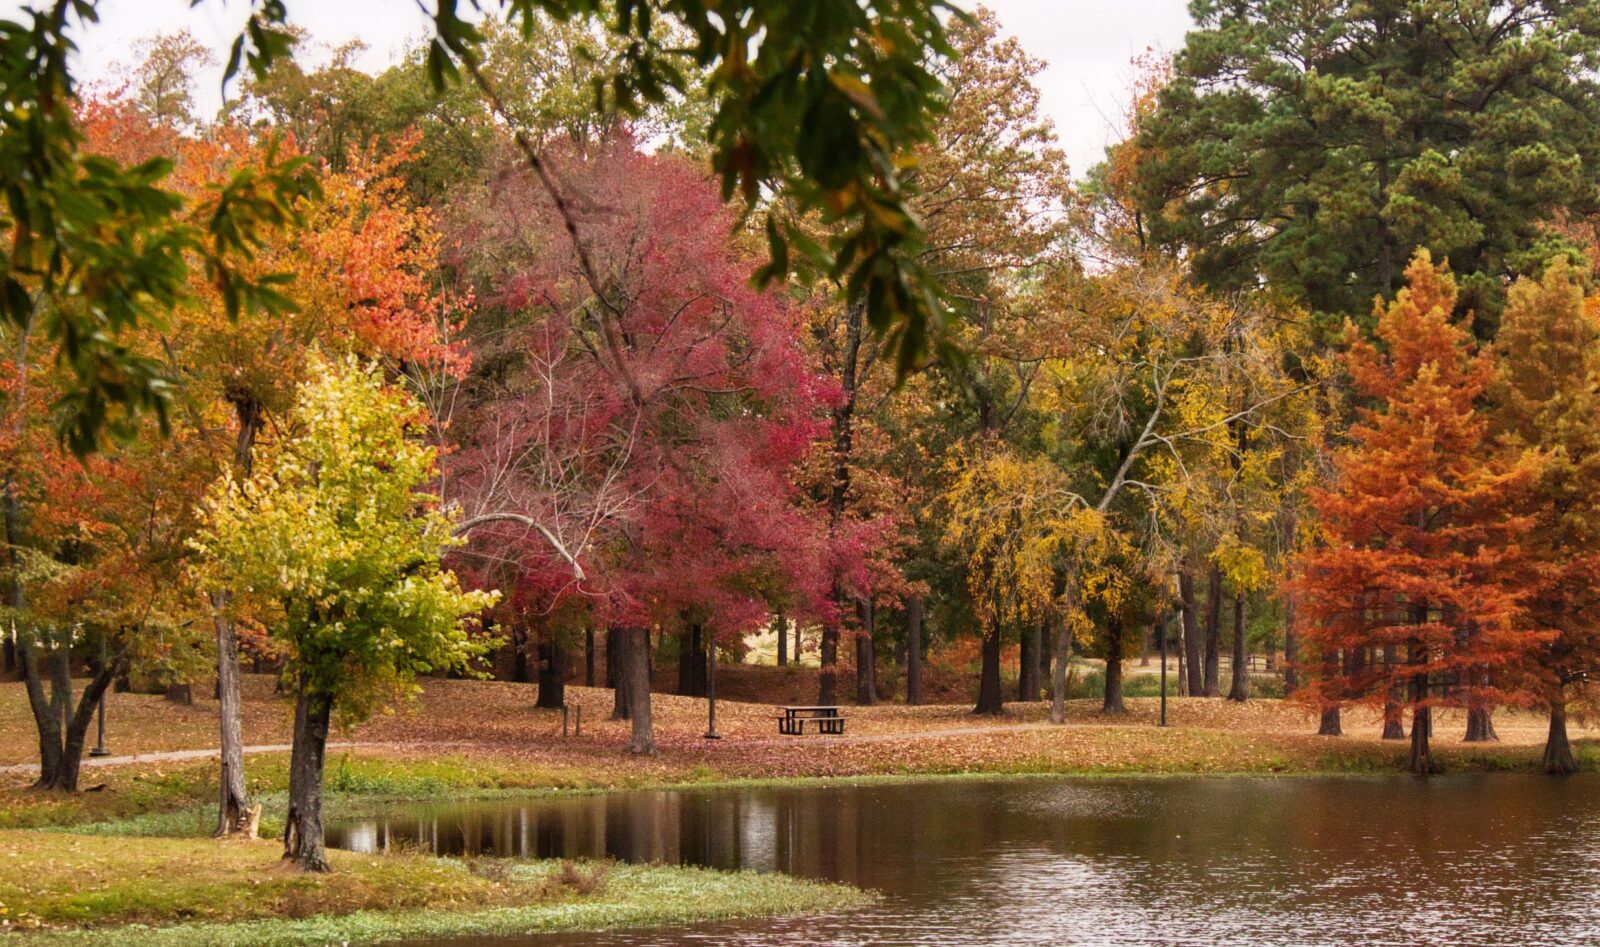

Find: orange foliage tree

[1294,251,1542,774]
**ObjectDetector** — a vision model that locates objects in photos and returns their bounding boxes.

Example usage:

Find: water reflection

[326,775,1600,945]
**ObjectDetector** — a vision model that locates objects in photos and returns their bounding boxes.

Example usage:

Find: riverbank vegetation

[5,5,1600,945]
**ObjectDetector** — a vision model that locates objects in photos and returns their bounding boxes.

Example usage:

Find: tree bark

[1381,645,1405,740]
[282,685,333,872]
[1227,591,1249,701]
[1050,580,1078,724]
[818,618,839,705]
[214,395,262,834]
[609,626,631,721]
[905,595,924,706]
[974,616,1005,715]
[1464,705,1499,743]
[1202,562,1222,696]
[622,627,654,754]
[1179,567,1202,697]
[1019,618,1041,701]
[535,634,565,709]
[1282,594,1299,694]
[775,610,787,667]
[1408,641,1438,775]
[677,625,706,697]
[1103,616,1126,714]
[1317,647,1342,736]
[1544,698,1577,775]
[854,598,877,706]
[585,624,596,687]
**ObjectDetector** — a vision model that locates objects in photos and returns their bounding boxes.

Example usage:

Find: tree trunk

[1227,591,1249,702]
[775,610,787,667]
[510,625,529,683]
[1317,647,1342,736]
[794,620,803,665]
[609,626,631,721]
[585,624,596,687]
[212,604,253,834]
[622,627,654,754]
[905,595,924,706]
[974,619,1005,716]
[1381,645,1405,740]
[818,619,839,705]
[1202,562,1222,696]
[1544,698,1577,775]
[282,686,333,872]
[20,644,64,791]
[1103,616,1126,715]
[854,598,877,706]
[1051,582,1078,724]
[1018,618,1041,701]
[1282,594,1299,694]
[677,625,700,697]
[2,638,14,676]
[214,395,262,832]
[1464,705,1499,743]
[1179,568,1202,697]
[1408,642,1438,775]
[535,635,565,709]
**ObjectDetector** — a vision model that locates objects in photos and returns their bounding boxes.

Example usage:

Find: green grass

[0,830,867,946]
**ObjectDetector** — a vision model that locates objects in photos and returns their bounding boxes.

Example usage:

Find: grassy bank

[0,831,867,945]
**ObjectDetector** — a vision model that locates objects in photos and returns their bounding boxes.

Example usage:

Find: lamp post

[704,638,721,740]
[89,636,110,757]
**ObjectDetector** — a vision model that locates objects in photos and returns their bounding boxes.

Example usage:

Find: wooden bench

[777,705,845,736]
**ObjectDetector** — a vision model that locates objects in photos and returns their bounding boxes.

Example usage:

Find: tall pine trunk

[1103,616,1125,714]
[1179,567,1202,696]
[905,595,924,706]
[282,685,333,872]
[622,627,655,754]
[1202,562,1222,696]
[1544,697,1577,775]
[775,610,787,667]
[1227,592,1249,701]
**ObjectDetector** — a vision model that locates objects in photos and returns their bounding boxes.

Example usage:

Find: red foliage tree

[1294,251,1542,774]
[444,137,831,752]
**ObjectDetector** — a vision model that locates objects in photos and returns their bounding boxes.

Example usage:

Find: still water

[327,775,1600,945]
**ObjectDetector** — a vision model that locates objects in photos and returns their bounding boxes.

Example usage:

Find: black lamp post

[704,639,721,740]
[89,635,111,757]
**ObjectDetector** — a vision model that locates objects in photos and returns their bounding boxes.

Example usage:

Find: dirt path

[0,742,391,775]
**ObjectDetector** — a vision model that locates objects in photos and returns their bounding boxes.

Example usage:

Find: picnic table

[777,705,846,736]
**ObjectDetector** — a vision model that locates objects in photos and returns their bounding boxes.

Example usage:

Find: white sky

[19,0,1195,178]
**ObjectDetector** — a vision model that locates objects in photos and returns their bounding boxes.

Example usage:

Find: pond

[327,774,1600,945]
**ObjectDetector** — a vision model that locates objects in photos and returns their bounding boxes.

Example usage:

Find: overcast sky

[31,0,1195,178]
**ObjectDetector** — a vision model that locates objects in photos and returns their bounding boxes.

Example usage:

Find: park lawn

[0,830,867,945]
